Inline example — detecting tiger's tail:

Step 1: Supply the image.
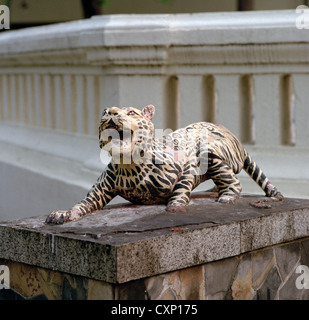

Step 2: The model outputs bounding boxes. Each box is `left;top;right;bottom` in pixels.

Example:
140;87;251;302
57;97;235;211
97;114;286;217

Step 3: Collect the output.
243;152;283;205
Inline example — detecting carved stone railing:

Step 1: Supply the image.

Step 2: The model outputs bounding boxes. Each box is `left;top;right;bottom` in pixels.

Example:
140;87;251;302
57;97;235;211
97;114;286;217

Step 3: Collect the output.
0;10;308;220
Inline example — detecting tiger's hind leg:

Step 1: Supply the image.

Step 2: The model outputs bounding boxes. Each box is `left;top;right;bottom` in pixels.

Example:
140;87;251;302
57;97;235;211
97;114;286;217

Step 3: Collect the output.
209;160;242;203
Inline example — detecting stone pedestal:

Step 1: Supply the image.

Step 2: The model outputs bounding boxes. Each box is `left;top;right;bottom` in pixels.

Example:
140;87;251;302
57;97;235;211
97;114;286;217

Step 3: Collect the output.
1;195;309;300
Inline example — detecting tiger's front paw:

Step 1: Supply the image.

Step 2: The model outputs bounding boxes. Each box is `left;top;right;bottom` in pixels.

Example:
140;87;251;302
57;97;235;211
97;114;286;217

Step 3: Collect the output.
217;194;238;204
45;208;82;225
45;210;72;224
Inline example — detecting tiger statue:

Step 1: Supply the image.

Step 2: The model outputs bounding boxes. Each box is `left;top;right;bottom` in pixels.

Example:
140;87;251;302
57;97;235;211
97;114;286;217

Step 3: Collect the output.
46;105;283;224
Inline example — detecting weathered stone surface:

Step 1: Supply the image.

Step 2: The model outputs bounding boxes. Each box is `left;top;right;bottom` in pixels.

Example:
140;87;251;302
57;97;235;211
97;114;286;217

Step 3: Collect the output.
144;265;204;300
204;256;239;300
232;255;253;300
300;239;309;267
300;286;309;300
256;267;281;300
87;279;114;300
278;263;302;300
1;196;309;284
3;260;43;298
160;288;177;300
62;275;87;300
274;243;300;281
240;211;297;252
144;276;165;300
179;266;204;300
36;268;63;300
2;234;309;300
116;279;148;300
252;248;275;290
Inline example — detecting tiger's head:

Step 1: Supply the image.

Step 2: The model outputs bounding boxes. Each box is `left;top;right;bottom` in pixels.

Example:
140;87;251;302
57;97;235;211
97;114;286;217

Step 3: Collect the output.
99;105;155;163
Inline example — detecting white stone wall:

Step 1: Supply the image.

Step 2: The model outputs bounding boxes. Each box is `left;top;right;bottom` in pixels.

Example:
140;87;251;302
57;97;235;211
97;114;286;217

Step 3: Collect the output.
0;10;308;220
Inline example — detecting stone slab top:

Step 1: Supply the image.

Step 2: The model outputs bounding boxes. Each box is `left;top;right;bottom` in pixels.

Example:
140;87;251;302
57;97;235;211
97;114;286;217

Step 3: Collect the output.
1;194;309;284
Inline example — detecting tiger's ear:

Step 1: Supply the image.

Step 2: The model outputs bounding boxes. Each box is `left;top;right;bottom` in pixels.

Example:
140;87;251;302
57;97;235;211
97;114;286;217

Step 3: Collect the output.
141;105;155;121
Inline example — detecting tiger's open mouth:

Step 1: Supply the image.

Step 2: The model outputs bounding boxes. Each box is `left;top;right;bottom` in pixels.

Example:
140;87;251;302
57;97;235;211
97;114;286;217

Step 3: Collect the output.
100;123;134;151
